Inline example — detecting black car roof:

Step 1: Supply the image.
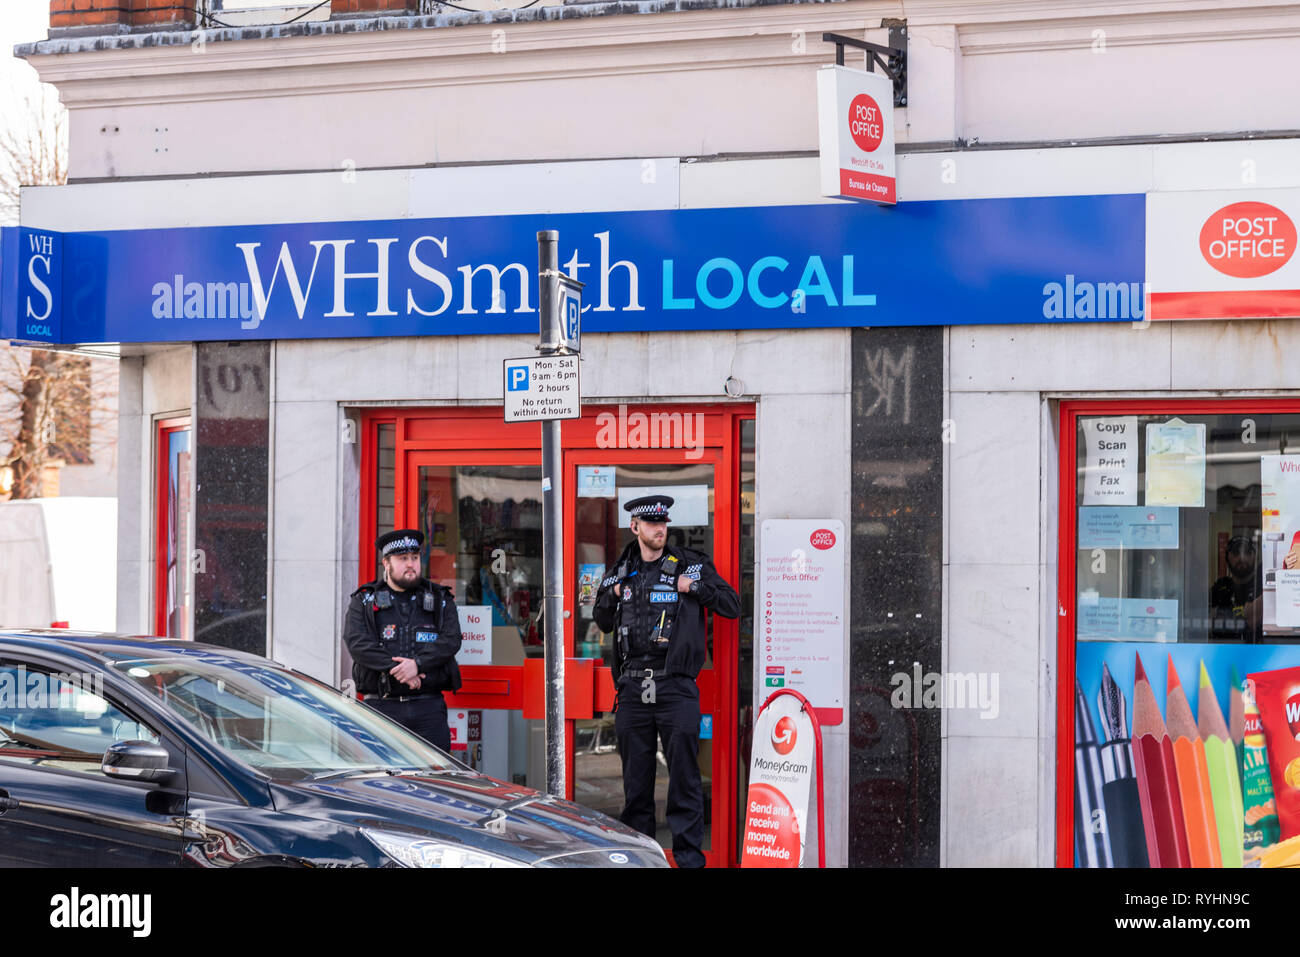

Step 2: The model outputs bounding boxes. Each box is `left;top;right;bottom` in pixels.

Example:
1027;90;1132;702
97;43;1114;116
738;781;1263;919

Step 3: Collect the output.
0;630;280;670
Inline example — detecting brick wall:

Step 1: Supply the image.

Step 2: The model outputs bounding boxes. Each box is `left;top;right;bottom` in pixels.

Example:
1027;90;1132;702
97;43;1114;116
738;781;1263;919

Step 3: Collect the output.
49;0;421;33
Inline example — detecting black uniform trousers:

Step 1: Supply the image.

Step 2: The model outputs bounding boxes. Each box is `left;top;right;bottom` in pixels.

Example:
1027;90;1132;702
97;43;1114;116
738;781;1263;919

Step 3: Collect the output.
366;694;451;753
615;673;705;868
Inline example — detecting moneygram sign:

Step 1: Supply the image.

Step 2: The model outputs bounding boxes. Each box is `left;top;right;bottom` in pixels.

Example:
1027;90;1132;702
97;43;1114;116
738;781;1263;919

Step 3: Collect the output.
1148;188;1300;320
742;692;820;868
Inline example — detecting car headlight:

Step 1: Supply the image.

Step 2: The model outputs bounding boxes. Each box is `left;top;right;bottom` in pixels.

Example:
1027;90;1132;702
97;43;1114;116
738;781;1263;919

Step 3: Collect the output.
361;829;526;868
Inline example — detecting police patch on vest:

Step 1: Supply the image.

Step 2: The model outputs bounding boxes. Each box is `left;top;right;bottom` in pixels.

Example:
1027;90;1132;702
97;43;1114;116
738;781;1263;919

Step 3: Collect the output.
660;574;676;584
416;631;439;643
649;591;678;603
622;586;632;602
382;624;396;641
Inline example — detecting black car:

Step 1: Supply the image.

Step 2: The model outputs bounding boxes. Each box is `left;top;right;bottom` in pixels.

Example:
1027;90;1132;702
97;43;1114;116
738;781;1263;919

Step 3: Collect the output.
0;630;666;868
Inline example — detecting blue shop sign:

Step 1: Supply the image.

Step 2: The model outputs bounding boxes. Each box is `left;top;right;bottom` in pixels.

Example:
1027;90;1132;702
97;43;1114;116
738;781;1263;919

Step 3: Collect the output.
2;227;62;344
1;195;1144;345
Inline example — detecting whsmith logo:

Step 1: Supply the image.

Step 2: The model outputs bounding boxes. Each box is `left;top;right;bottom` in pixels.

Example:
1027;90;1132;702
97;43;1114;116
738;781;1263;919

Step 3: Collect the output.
149;231;879;330
1042;275;1147;320
22;231;57;339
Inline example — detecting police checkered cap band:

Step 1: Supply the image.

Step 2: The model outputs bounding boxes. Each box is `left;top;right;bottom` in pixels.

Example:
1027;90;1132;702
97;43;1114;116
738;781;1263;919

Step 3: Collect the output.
630;502;669;518
382;536;421;556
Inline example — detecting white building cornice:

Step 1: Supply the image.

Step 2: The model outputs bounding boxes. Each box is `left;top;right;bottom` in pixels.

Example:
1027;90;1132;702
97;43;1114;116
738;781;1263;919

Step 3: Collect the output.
23;0;1300;110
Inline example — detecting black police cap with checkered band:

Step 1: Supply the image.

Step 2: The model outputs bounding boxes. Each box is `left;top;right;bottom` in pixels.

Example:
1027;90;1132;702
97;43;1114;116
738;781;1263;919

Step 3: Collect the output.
624;494;674;523
377;528;425;557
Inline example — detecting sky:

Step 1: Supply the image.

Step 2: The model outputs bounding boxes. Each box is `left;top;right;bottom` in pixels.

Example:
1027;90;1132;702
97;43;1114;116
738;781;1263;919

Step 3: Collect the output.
0;1;56;224
0;0;50;112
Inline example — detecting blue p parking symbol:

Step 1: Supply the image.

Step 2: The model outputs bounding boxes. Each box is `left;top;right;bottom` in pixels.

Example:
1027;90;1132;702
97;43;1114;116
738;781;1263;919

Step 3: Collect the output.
565;297;579;343
507;365;529;391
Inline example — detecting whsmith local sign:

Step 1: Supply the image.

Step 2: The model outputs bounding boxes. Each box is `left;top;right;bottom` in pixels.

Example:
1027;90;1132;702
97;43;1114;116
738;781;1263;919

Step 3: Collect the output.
817;64;897;204
0;197;1143;345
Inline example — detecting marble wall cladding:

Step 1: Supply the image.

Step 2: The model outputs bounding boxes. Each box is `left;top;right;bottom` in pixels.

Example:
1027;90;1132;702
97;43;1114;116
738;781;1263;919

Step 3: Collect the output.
193;341;270;656
849;326;944;867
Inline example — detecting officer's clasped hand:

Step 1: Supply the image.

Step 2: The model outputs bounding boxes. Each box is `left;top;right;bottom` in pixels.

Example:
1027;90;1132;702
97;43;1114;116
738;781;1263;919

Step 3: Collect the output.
389;656;421;689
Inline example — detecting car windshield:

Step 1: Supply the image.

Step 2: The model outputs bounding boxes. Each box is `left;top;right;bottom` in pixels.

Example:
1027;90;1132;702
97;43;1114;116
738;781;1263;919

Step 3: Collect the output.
108;649;460;779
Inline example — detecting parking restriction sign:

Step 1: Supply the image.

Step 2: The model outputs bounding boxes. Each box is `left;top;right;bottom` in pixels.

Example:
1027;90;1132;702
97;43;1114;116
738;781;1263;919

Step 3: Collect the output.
503;354;580;422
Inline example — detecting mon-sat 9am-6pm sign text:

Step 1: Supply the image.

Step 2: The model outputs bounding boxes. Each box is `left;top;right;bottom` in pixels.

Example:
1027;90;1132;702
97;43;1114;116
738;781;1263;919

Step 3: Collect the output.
0;197;1142;345
503;354;580;423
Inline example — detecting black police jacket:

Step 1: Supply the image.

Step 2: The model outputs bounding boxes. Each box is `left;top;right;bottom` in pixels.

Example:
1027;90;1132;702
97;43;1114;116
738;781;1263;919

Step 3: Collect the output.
593;541;741;683
344;577;463;696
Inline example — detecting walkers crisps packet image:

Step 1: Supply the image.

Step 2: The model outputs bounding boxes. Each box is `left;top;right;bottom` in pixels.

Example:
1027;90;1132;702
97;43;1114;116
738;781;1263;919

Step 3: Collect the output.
1247;666;1300;842
1240;671;1281;859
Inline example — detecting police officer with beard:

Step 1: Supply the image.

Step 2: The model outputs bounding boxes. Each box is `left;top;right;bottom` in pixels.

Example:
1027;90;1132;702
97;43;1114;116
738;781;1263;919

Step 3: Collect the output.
344;529;462;751
594;494;741;868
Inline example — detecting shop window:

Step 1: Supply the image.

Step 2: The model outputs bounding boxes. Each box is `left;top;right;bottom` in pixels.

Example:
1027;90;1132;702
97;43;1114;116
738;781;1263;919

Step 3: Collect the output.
1065;404;1300;868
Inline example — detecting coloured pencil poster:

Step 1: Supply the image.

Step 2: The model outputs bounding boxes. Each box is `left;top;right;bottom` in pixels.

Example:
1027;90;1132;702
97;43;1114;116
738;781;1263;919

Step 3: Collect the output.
1075;641;1300;867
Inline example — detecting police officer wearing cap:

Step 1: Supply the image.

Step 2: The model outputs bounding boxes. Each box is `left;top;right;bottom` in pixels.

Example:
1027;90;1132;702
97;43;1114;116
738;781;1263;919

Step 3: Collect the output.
594;494;741;868
343;529;462;751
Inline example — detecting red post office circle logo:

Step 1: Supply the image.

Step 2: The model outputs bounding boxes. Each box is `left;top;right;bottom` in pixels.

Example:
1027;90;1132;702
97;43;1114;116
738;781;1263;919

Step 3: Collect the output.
772;715;798;755
848;94;883;153
1199;201;1296;278
810;528;836;550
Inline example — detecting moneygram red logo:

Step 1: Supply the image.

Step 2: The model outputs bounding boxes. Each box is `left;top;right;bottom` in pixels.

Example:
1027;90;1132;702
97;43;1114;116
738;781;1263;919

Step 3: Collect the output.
1199;201;1296;278
772;716;797;755
810;528;836;550
847;94;883;153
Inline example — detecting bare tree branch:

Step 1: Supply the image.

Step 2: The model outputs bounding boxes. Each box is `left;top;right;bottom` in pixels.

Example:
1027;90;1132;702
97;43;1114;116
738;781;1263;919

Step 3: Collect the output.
0;83;106;500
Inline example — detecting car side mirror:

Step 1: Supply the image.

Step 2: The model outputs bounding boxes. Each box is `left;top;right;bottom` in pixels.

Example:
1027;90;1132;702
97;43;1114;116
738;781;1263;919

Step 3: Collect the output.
102;740;176;783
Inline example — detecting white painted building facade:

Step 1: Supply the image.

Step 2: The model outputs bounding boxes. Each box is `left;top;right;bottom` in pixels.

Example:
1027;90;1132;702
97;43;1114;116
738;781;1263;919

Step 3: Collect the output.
17;0;1300;866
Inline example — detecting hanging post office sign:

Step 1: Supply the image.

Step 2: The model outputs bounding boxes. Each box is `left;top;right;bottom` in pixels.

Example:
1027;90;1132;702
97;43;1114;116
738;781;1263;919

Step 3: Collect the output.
817;64;897;205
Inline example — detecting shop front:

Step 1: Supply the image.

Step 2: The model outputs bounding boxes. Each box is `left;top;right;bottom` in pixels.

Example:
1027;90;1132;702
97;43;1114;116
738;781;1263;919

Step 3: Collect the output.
3;149;1188;867
1058;187;1300;869
1062;400;1300;868
358;404;754;866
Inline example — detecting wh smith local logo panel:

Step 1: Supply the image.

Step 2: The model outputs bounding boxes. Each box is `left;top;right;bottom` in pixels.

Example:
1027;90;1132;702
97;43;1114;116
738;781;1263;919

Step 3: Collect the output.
1;196;1141;345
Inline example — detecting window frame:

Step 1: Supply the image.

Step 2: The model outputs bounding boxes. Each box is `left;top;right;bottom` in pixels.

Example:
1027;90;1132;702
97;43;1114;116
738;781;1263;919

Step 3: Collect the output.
1055;396;1300;867
154;416;193;639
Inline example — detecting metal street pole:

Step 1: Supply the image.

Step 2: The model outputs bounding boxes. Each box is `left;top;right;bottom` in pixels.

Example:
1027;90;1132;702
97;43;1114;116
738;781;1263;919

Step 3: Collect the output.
537;229;566;798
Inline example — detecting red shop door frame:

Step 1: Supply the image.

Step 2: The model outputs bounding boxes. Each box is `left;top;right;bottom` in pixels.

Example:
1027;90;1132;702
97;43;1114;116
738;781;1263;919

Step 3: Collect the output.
360;403;753;867
1054;397;1300;868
